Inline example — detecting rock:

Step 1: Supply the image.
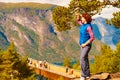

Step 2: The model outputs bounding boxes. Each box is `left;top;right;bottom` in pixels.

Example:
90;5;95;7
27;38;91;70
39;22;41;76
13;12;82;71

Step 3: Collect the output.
110;78;120;80
90;73;109;80
101;73;110;79
110;72;120;78
90;74;101;80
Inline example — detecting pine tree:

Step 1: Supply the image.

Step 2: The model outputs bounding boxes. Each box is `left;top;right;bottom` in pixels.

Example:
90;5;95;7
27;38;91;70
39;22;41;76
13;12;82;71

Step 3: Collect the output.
111;12;120;28
52;6;72;31
72;60;80;70
63;56;72;68
114;42;120;71
52;0;120;31
91;43;120;73
0;42;36;80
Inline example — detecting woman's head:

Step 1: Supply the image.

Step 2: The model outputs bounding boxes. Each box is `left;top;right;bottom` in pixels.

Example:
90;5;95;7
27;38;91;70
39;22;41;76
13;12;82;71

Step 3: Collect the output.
81;13;92;24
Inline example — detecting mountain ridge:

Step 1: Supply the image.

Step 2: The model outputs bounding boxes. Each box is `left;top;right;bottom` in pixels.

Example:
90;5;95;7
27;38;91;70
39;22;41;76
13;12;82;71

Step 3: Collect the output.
0;3;112;63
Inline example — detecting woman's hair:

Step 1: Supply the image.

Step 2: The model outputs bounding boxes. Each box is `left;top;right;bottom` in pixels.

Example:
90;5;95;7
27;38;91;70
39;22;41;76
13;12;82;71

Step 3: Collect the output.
82;13;92;23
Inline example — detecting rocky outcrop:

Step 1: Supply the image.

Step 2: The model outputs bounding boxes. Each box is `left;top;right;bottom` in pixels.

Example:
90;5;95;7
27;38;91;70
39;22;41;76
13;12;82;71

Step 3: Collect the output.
89;72;120;80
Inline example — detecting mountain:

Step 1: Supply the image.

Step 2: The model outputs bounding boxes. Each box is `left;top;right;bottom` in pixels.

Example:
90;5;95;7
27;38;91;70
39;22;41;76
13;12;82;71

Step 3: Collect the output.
92;5;120;49
0;3;108;63
0;31;9;50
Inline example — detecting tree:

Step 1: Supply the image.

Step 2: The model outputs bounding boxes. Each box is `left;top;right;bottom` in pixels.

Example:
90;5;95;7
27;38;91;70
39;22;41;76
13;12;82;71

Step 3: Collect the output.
52;0;101;31
72;60;80;70
114;42;120;71
63;56;72;68
68;0;101;15
52;0;120;31
91;43;120;73
52;6;72;31
0;42;36;80
111;12;120;28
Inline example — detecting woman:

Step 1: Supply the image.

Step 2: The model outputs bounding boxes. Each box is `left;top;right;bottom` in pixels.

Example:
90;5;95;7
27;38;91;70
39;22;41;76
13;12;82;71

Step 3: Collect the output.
77;13;94;80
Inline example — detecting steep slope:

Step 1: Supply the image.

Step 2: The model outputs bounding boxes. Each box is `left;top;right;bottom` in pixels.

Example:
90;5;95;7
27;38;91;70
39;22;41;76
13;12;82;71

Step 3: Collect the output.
0;3;103;63
0;31;9;50
92;5;120;49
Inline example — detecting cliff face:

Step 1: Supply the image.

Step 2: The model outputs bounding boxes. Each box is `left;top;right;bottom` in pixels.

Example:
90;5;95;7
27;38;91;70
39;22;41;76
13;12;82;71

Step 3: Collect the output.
0;3;103;63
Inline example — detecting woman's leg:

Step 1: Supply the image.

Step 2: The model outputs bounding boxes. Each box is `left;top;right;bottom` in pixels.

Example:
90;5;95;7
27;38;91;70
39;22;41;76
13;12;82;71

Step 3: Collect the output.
80;45;91;77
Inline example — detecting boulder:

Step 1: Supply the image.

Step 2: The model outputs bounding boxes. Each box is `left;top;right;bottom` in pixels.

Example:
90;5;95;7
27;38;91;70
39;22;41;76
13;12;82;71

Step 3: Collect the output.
90;73;109;80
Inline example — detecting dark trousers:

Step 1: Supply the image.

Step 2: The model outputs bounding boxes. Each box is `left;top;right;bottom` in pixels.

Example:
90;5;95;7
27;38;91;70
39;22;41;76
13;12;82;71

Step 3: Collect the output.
80;45;91;77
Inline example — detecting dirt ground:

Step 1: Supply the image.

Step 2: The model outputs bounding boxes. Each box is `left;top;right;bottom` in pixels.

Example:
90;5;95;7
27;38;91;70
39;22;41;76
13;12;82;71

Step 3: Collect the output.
109;72;120;79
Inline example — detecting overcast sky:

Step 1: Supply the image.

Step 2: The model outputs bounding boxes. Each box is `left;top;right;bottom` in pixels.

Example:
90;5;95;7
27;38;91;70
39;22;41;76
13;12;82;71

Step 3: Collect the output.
0;0;71;6
0;0;118;7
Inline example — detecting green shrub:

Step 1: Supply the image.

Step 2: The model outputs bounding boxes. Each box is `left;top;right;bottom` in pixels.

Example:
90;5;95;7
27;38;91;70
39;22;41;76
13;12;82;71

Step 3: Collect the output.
91;43;120;73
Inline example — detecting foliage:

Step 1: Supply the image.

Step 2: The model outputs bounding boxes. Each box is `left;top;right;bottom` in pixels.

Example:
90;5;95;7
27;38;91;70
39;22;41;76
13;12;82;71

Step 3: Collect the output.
106;19;112;25
91;43;120;73
57;76;64;80
52;6;72;31
0;42;36;80
112;0;120;7
68;0;101;14
52;0;120;31
72;61;81;70
52;0;101;31
63;56;72;68
111;12;120;28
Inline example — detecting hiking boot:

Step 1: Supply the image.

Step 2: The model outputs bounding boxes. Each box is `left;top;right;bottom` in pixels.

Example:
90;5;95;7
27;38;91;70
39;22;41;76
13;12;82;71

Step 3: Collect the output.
80;77;85;80
86;76;90;80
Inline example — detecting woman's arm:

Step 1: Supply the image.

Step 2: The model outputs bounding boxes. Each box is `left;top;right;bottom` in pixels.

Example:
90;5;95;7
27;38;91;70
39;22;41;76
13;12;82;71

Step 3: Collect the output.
77;20;83;25
76;13;83;25
87;26;94;42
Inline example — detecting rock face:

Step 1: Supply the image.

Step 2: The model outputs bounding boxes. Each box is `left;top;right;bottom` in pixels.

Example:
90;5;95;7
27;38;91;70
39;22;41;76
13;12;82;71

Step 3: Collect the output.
0;4;82;63
0;31;9;50
89;72;120;80
0;3;105;63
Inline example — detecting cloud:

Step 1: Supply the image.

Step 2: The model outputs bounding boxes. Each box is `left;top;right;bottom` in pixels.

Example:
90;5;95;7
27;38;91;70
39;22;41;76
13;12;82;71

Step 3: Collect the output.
0;0;71;6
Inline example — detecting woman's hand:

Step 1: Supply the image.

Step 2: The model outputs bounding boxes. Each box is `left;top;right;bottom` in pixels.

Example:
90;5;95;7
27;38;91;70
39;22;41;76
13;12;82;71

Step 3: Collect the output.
81;44;86;48
76;13;81;20
81;40;91;48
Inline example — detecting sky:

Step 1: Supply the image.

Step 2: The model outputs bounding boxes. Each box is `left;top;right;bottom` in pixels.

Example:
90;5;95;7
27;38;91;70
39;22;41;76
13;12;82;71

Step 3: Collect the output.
0;0;118;6
0;0;71;7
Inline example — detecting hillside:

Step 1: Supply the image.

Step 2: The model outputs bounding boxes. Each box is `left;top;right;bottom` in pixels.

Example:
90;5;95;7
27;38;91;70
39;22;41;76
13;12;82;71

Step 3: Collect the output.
92;5;120;49
0;3;104;63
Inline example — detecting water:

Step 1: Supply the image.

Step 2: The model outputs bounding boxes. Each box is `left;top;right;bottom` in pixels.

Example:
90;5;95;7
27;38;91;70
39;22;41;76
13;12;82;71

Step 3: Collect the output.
54;60;77;66
54;60;94;66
